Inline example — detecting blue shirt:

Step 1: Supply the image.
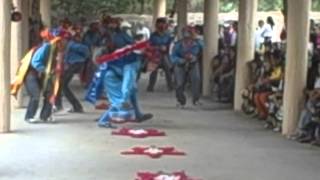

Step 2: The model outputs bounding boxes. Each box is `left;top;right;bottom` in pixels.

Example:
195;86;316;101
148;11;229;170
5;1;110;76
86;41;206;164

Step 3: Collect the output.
149;32;173;47
108;31;134;67
31;42;50;72
111;31;134;49
64;41;90;64
83;31;101;48
171;39;204;64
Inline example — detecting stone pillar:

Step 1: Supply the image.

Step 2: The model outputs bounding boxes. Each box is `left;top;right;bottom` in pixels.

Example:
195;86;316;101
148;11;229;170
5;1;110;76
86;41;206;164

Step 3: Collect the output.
176;0;188;38
11;0;29;108
152;0;166;29
202;0;219;96
233;0;258;111
22;0;30;50
0;0;12;133
40;0;51;27
282;0;311;136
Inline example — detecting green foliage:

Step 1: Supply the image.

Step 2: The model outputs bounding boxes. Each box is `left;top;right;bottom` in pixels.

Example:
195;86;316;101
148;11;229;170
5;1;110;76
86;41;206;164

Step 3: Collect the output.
220;0;238;12
312;0;320;12
51;0;320;21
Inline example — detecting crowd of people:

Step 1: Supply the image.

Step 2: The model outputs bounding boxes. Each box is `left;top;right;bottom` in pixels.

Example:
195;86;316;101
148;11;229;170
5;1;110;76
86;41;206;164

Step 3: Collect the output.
11;13;320;145
239;17;320;146
12;15;204;128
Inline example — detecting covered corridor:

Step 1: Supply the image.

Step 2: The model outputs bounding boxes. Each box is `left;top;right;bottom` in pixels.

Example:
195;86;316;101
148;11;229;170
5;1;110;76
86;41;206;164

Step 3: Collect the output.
1;79;320;179
1;0;320;179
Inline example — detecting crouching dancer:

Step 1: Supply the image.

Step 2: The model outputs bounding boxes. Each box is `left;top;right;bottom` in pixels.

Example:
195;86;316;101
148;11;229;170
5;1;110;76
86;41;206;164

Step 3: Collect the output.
97;21;153;128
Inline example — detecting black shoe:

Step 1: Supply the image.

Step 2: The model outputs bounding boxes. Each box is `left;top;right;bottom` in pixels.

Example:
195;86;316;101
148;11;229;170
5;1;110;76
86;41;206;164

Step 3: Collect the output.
193;100;202;106
311;140;320;147
147;87;154;92
177;103;186;109
298;135;314;143
68;108;84;113
294;133;308;141
136;113;153;123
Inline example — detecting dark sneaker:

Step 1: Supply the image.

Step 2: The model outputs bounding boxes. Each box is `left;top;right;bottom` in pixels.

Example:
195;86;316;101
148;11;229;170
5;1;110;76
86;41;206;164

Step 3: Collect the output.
193;101;203;107
311;140;320;147
136;113;153;123
67;108;84;113
43;117;56;124
176;103;186;109
147;87;154;92
298;135;314;143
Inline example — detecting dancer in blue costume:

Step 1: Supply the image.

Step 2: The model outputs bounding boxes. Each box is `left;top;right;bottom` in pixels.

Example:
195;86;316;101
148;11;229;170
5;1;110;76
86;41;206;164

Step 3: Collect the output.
97;19;153;128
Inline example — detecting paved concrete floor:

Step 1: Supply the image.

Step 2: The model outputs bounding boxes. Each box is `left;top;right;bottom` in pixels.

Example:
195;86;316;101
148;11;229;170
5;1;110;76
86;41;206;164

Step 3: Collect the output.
1;76;320;180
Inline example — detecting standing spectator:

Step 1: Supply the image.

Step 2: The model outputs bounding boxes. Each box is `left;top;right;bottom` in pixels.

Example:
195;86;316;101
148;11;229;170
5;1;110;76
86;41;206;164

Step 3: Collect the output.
262;16;275;44
147;18;174;92
136;22;150;40
255;20;265;50
316;26;320;50
171;26;203;108
229;21;238;48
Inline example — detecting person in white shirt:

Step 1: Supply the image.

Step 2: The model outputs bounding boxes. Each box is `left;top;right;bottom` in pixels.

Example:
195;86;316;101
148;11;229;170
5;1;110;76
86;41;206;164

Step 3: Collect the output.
230;22;238;48
136;22;150;40
261;16;275;44
255;20;265;50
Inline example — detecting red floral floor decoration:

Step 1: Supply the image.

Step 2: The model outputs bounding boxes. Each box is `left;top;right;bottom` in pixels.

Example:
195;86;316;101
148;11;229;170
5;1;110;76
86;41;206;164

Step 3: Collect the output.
112;128;166;138
135;171;201;180
121;146;186;159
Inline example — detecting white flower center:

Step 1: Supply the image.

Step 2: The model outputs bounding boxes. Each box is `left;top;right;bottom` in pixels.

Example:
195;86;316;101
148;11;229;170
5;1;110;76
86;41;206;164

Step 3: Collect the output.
128;129;148;135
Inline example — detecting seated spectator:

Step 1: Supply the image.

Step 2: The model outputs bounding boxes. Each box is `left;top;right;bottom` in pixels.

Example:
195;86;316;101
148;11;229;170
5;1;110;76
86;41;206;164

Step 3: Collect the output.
292;63;320;144
253;51;283;120
211;47;235;102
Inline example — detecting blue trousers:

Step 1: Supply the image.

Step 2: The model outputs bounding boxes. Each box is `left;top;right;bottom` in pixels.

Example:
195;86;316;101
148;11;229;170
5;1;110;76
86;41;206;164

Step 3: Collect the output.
98;63;143;125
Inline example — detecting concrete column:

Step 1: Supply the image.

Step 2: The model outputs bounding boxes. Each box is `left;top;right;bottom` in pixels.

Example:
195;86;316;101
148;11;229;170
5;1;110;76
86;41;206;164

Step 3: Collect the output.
0;0;12;133
22;0;30;50
202;0;219;96
11;0;29;108
152;0;166;29
177;0;188;38
40;0;51;27
153;0;166;19
282;0;311;136
233;0;258;111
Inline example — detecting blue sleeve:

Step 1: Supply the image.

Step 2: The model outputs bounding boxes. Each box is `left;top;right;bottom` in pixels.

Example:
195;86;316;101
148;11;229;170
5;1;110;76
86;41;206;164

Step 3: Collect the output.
198;39;204;50
149;34;157;45
123;32;134;45
170;42;184;64
70;43;90;59
31;43;50;72
190;40;203;57
166;34;174;46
